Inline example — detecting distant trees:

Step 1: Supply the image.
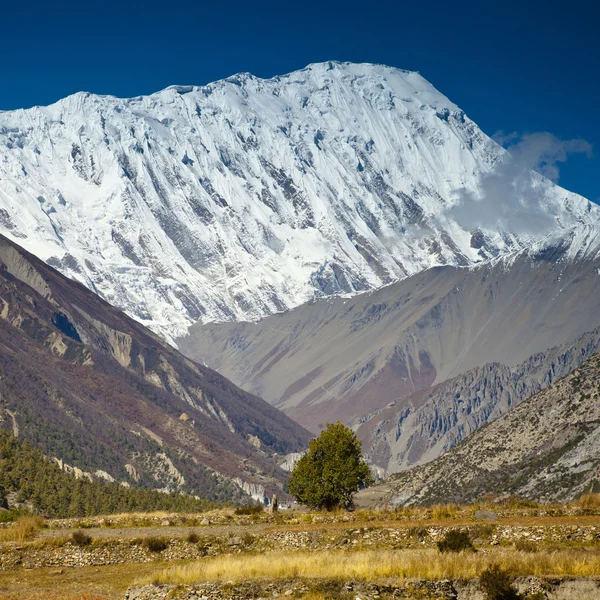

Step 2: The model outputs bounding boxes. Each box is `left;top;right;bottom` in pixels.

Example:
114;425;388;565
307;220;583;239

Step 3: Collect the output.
288;422;373;510
0;431;218;518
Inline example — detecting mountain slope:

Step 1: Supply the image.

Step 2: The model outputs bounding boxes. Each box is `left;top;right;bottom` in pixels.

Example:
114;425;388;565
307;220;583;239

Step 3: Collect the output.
180;237;600;432
0;62;596;342
0;234;311;501
358;348;600;506
357;325;600;474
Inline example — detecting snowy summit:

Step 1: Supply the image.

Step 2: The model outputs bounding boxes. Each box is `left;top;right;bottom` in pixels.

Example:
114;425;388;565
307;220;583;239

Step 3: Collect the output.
0;61;597;343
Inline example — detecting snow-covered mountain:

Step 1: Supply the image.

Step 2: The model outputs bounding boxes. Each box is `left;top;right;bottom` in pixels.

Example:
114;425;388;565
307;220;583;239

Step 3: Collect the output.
0;61;596;342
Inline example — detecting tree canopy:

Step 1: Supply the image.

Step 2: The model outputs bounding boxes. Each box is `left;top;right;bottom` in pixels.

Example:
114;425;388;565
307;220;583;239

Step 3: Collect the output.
288;422;373;510
0;431;219;517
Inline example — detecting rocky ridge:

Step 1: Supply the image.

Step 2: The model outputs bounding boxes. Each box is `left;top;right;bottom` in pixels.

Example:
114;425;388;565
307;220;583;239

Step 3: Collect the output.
364;349;600;506
357;325;600;474
181;242;600;438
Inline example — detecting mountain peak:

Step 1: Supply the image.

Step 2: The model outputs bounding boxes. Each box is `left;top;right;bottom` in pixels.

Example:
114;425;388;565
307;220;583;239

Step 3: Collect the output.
0;62;596;343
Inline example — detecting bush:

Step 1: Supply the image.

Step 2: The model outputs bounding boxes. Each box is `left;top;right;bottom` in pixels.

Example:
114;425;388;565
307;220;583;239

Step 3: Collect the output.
431;504;458;519
514;539;538;553
578;493;600;510
496;495;538;509
408;526;429;540
0;516;44;542
437;529;476;553
472;524;496;540
479;565;520;600
186;531;200;544
143;536;168;552
289;422;374;511
234;504;264;516
71;530;92;546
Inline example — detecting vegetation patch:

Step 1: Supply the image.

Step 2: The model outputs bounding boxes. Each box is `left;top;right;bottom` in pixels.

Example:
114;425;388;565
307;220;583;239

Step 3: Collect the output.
0;516;44;542
143;536;169;553
140;548;600;585
479;564;520;600
289;423;373;511
436;529;476;553
71;530;92;546
234;504;264;516
186;531;200;544
0;432;217;518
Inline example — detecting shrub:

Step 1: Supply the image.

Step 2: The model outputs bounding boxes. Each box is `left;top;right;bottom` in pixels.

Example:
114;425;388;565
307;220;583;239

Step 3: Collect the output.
394;505;416;518
71;530;92;546
431;504;458;519
234;504;264;516
143;536;168;552
472;524;496;540
0;508;30;524
479;565;520;600
436;529;476;553
514;539;538;553
0;516;44;542
408;527;429;540
496;495;538;509
187;531;200;544
196;534;215;555
578;493;600;510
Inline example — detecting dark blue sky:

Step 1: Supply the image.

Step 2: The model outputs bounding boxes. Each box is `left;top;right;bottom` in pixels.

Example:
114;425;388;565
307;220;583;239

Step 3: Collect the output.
1;0;598;200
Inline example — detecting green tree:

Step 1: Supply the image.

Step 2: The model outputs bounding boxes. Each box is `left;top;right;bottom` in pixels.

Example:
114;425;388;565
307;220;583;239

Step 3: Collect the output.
288;422;373;510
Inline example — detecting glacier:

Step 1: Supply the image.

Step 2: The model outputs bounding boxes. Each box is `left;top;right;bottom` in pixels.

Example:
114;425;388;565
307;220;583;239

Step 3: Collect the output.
0;61;596;343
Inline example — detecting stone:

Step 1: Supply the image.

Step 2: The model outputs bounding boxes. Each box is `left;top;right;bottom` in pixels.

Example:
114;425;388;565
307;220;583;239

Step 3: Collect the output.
474;510;498;521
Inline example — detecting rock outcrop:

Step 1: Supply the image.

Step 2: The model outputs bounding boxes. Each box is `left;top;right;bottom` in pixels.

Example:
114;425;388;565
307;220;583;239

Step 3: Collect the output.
363;349;600;505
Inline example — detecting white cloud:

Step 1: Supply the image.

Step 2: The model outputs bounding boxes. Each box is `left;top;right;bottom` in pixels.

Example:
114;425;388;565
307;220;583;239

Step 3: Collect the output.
450;132;593;235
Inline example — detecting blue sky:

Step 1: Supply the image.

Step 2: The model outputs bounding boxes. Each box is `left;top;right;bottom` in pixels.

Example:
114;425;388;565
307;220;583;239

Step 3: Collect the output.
1;0;597;201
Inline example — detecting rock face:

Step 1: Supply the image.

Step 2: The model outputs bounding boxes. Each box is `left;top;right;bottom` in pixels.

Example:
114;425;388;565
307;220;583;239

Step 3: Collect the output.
0;234;311;500
0;61;596;343
357;325;600;474
366;348;600;505
180;242;600;436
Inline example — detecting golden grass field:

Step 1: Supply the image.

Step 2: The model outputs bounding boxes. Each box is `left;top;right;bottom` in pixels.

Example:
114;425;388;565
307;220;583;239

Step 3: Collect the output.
142;547;600;586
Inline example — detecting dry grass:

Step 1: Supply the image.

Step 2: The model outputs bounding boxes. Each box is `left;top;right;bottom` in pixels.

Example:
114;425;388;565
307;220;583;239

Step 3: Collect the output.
578;493;600;510
0;561;177;600
430;504;459;520
0;516;45;542
142;547;600;585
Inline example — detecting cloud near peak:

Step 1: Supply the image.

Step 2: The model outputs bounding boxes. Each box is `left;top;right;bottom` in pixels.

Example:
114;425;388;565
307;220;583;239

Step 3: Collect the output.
450;132;593;235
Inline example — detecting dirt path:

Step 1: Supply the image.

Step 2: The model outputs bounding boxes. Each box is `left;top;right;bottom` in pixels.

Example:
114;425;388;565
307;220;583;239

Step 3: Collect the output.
37;523;269;540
